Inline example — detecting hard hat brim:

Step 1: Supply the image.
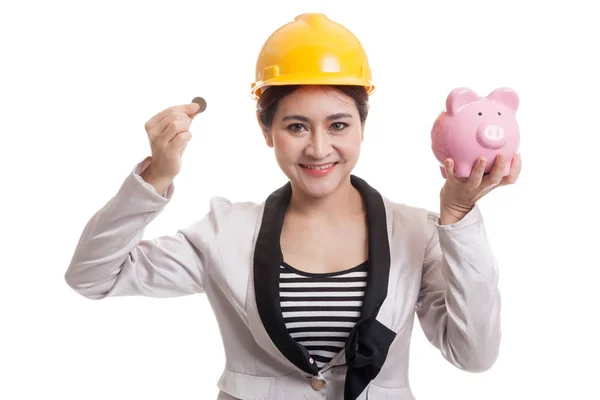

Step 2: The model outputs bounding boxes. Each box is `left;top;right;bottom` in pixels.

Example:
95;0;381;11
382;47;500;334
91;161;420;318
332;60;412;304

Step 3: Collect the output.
251;73;375;100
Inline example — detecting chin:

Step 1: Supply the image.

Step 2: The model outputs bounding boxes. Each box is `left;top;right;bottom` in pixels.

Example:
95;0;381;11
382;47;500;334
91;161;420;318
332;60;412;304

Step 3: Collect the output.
298;181;340;198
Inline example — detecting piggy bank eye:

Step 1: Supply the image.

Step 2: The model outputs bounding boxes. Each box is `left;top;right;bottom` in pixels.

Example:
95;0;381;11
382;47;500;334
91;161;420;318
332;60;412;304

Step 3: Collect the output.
478;112;483;116
498;112;502;115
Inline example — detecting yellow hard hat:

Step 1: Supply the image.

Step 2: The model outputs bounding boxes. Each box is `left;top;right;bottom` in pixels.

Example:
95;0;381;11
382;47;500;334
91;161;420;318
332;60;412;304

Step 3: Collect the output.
250;13;374;100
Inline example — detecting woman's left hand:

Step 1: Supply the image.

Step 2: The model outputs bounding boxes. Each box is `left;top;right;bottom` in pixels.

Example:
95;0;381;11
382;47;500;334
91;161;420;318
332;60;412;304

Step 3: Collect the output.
439;153;522;225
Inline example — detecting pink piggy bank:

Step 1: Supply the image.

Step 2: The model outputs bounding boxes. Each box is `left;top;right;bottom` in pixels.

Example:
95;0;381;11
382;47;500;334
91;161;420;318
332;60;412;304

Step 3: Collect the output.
431;87;520;178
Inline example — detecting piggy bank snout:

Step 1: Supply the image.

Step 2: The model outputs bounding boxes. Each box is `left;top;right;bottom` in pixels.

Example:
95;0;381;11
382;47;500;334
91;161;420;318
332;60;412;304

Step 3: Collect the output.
477;124;506;149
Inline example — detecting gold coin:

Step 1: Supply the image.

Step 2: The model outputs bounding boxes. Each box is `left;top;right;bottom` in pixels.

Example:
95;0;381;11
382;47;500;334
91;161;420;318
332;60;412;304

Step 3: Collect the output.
191;97;207;113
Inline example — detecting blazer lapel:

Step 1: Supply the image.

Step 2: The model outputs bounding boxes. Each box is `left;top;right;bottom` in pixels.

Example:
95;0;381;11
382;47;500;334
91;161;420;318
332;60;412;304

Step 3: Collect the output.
344;176;397;400
253;181;319;376
251;176;397;399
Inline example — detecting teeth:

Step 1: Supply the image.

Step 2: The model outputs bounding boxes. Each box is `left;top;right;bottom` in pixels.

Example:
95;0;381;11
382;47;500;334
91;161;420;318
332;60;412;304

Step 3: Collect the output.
303;163;335;170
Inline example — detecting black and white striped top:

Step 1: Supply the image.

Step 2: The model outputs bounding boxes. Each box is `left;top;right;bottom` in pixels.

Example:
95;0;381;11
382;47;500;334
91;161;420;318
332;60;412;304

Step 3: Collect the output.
279;261;368;369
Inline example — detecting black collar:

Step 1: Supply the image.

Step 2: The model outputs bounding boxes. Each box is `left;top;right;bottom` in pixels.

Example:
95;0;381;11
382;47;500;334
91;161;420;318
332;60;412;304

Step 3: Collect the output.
253;175;396;400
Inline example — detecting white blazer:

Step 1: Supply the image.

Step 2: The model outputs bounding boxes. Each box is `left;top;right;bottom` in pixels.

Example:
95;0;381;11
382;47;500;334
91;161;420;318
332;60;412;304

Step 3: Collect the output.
65;159;501;400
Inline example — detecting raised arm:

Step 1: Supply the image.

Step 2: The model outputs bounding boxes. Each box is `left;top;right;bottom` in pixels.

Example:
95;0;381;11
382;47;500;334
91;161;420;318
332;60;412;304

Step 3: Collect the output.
65;101;220;299
64;160;220;300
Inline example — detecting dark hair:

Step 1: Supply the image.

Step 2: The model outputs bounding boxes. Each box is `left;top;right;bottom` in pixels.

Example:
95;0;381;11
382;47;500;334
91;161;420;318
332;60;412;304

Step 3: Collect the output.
256;85;369;133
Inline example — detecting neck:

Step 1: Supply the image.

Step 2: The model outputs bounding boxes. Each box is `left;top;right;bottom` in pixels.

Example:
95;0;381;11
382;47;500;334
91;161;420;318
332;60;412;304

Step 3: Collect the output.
288;176;364;218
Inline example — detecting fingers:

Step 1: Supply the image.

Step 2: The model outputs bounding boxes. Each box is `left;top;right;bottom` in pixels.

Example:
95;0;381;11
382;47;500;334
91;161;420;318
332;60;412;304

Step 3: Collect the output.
443;158;456;180
500;153;521;185
145;103;201;144
145;103;200;140
158;115;193;143
486;154;506;186
467;157;486;188
145;113;183;142
171;130;192;154
443;153;520;207
146;103;200;129
446;155;509;190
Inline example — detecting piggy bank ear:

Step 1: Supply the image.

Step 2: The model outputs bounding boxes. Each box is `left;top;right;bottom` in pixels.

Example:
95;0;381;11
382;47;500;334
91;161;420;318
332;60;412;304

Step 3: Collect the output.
487;88;519;112
446;88;480;115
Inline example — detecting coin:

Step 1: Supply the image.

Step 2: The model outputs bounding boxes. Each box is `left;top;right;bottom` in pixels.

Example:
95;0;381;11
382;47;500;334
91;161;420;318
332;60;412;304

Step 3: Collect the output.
191;97;207;113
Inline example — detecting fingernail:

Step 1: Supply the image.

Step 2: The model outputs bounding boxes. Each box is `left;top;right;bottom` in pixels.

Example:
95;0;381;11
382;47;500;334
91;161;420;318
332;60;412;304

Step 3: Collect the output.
190;102;199;112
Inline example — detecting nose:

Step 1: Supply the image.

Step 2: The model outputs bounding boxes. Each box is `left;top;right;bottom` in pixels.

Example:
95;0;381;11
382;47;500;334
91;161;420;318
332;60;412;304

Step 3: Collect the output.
305;130;333;160
476;124;506;149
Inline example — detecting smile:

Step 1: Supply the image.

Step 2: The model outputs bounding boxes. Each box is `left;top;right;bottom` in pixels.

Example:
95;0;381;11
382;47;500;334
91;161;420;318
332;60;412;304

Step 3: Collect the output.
300;162;337;170
299;162;338;177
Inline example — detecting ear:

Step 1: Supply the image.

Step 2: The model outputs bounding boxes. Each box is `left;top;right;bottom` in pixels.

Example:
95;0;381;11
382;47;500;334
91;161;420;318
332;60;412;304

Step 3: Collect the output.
446;87;480;115
486;87;519;112
256;111;273;147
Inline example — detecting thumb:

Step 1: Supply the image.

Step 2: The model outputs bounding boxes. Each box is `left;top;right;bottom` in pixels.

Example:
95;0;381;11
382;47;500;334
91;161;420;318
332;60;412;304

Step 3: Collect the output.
188;97;207;119
186;102;200;115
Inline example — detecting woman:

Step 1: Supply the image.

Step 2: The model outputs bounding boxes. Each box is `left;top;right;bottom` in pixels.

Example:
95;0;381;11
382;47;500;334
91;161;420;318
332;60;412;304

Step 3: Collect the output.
65;13;520;400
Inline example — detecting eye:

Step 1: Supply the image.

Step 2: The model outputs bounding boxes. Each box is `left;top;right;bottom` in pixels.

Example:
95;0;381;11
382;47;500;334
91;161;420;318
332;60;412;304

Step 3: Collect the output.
498;111;502;115
331;122;348;131
287;123;307;133
478;112;483;116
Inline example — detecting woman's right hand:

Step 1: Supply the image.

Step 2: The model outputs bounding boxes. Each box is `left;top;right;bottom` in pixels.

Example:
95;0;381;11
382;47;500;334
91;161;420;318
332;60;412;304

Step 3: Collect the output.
140;102;201;192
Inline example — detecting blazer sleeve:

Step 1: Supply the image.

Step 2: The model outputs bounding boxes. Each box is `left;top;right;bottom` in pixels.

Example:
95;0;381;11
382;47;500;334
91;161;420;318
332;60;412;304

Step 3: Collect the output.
415;205;501;372
64;158;222;300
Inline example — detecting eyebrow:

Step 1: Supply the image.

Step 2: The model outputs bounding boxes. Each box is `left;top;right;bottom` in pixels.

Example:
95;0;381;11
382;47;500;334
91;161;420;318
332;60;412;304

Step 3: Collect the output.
282;113;353;122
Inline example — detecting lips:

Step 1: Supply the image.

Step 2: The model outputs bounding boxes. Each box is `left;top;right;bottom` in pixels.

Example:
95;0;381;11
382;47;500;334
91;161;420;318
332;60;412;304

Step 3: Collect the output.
299;162;338;177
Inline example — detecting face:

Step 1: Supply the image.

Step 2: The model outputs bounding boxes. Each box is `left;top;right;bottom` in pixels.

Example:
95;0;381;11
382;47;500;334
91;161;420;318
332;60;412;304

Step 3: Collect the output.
261;86;365;198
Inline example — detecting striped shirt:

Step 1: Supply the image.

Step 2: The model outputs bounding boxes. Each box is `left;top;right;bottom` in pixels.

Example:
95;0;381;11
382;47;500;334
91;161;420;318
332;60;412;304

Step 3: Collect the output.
279;261;368;369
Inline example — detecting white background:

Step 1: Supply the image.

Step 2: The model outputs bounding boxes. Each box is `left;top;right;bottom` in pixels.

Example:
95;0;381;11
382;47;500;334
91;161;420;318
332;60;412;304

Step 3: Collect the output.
1;0;599;399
